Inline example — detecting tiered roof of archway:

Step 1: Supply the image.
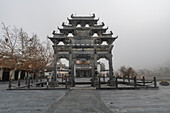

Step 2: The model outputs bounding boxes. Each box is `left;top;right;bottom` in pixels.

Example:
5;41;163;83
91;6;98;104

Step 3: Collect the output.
48;14;117;47
48;14;118;61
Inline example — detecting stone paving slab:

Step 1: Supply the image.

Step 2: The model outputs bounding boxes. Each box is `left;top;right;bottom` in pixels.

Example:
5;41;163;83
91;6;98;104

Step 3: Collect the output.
45;89;111;113
99;85;170;113
0;83;66;113
1;80;170;113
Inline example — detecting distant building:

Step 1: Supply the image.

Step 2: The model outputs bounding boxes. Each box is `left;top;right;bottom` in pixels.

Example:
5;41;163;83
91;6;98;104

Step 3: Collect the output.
45;60;68;78
0;56;26;81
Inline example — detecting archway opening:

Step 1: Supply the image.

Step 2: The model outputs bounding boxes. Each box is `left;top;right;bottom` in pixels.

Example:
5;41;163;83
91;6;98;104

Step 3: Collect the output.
58;58;69;78
97;58;109;77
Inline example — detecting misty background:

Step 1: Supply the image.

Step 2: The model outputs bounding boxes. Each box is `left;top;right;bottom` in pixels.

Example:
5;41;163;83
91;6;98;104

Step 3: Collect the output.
0;0;170;70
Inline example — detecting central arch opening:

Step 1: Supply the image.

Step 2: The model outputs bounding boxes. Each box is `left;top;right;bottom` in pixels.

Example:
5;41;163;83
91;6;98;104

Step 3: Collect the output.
75;59;92;78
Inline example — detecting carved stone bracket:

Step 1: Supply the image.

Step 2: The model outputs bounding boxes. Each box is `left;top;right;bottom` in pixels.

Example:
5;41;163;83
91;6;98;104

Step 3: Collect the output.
97;54;108;60
57;54;69;60
74;54;91;60
94;39;102;44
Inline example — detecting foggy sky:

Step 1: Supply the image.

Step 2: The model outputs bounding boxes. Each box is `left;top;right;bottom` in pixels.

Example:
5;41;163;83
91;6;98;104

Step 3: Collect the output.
0;0;170;70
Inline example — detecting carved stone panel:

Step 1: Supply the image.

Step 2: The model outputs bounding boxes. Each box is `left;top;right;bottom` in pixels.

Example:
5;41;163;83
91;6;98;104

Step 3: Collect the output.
58;54;69;60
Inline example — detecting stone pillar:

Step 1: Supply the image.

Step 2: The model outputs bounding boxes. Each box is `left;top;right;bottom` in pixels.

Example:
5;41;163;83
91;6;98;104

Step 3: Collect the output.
94;48;97;77
69;46;75;86
107;53;115;86
154;77;157;88
108;54;113;81
53;47;57;81
71;60;75;87
69;46;72;77
142;76;145;85
91;60;95;86
0;69;3;80
94;48;98;86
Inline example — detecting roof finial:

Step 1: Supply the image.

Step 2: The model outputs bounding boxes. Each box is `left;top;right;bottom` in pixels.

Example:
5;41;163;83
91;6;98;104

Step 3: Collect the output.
92;14;95;18
102;22;105;26
62;22;65;26
110;31;113;35
52;30;55;35
71;14;73;18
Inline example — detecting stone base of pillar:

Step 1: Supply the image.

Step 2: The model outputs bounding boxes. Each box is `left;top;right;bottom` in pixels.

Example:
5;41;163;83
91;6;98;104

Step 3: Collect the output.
107;78;116;86
92;78;99;87
95;80;100;88
49;81;59;87
67;80;71;85
71;81;75;87
91;82;94;87
66;80;75;87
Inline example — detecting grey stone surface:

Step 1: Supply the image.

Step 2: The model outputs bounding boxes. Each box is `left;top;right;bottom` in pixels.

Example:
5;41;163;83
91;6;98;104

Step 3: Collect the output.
1;80;170;113
0;82;66;113
99;84;170;113
45;89;110;113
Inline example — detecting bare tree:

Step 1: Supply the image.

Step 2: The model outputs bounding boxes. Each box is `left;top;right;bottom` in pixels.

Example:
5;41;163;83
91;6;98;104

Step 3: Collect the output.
119;66;137;79
0;23;54;80
0;23;20;70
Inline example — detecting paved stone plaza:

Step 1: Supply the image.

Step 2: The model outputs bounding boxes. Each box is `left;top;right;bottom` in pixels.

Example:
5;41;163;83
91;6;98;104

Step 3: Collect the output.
99;86;170;113
0;80;170;113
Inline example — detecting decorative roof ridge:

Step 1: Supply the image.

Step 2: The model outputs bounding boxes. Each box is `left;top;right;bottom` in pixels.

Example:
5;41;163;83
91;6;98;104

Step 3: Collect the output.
62;22;73;27
91;27;108;30
52;30;64;35
67;18;99;21
58;26;108;31
58;27;74;30
102;31;113;36
71;14;95;18
99;36;118;39
94;22;105;27
67;17;99;21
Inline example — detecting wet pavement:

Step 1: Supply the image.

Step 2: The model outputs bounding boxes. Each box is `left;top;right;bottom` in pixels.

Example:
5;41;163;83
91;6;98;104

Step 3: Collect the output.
99;86;170;113
0;82;66;113
45;89;110;113
0;79;170;113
